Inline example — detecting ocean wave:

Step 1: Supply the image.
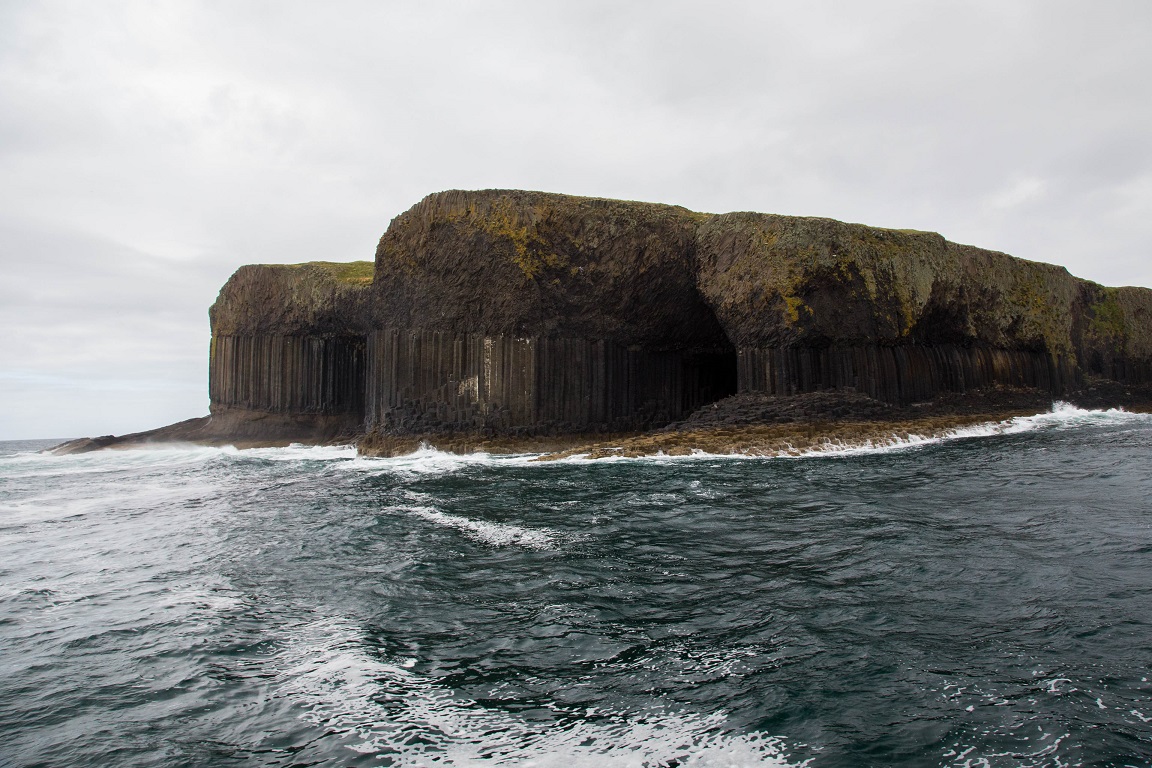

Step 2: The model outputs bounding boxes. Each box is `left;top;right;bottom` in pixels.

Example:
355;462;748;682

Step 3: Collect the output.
0;442;228;480
274;617;804;767
999;400;1152;432
349;445;539;476
395;504;560;550
231;443;360;461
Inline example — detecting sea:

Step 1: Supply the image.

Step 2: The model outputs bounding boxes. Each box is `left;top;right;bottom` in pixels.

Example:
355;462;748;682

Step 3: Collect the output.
1;404;1151;767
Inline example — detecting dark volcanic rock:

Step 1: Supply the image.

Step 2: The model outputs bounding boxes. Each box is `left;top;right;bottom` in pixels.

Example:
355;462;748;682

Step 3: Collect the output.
372;189;722;348
664;391;900;430
60;189;1152;453
50;417;212;454
695;214;1082;349
695;214;1092;402
206;261;374;440
210;261;375;337
365;190;737;434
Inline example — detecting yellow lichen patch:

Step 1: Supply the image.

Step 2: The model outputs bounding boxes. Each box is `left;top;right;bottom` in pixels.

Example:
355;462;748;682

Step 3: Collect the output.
783;294;805;323
478;198;569;280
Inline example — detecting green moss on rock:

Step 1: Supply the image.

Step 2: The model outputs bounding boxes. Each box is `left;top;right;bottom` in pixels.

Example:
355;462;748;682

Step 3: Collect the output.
297;261;374;284
210;261;375;336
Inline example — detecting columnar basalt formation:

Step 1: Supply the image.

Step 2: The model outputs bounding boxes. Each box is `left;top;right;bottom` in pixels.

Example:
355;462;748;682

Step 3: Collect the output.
198;189;1152;447
207;261;374;441
365;190;735;434
693;214;1089;402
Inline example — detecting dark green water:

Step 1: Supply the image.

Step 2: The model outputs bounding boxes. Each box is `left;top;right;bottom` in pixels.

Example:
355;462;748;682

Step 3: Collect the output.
2;406;1151;767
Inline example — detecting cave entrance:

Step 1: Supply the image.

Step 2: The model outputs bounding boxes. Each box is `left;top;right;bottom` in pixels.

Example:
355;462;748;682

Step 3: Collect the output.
680;344;738;416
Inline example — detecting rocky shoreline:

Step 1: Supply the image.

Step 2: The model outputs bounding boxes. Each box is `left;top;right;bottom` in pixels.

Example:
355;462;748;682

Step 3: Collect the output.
49;378;1152;459
352;379;1150;459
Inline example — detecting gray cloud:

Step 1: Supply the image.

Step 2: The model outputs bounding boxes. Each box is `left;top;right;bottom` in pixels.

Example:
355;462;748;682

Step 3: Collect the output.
1;0;1150;438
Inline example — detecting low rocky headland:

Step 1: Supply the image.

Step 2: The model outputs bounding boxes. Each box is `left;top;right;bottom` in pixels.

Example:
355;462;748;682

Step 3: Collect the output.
52;189;1152;458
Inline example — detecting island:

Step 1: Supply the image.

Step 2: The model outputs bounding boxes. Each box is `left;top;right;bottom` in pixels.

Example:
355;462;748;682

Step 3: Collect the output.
54;189;1152;457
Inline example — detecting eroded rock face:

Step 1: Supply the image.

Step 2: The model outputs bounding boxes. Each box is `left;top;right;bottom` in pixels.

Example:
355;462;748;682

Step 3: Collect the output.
1074;284;1152;383
372;189;725;348
690;211;1152;401
210;261;374;337
208;262;374;435
694;214;1083;350
200;190;1152;443
693;213;1093;401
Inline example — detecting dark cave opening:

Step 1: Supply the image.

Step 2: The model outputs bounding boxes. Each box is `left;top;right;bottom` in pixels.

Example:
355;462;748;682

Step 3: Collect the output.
681;346;739;415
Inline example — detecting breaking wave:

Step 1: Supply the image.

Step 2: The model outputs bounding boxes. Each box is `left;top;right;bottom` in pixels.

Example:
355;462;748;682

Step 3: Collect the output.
401;505;561;550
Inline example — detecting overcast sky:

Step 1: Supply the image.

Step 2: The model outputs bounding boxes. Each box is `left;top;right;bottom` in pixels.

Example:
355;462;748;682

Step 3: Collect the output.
2;0;1150;439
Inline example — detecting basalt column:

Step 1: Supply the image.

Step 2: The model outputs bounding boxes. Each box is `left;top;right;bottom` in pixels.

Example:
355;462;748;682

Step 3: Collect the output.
210;334;365;415
196;189;1152;447
735;345;1075;402
365;330;737;434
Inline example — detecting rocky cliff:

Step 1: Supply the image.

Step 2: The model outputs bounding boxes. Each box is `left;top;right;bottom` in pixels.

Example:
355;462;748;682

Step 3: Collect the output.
357;191;1152;433
207;261;374;442
695;212;1152;402
366;190;734;434
53;189;1152;454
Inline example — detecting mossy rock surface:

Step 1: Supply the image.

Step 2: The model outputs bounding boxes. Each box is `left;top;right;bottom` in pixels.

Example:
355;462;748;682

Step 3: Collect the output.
300;261;374;284
694;212;1084;352
372;189;728;352
369;190;1151;374
210;261;375;336
208;189;1152;404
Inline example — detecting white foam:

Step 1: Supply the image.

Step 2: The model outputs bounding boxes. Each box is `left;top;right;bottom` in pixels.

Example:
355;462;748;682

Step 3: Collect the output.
399;505;559;550
0;442;228;481
274;617;804;767
945;731;1071;768
999;400;1152;432
234;443;359;461
558;402;1152;463
327;444;549;478
16;402;1146;476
